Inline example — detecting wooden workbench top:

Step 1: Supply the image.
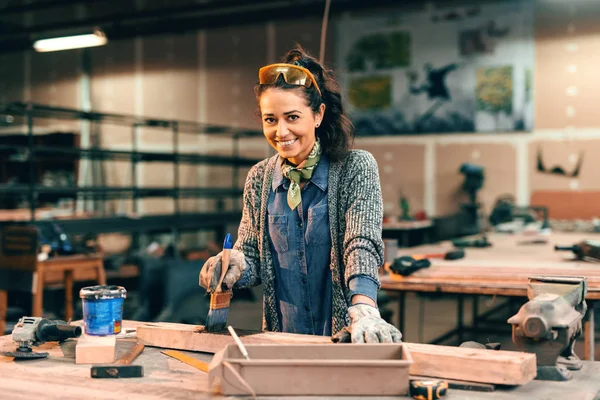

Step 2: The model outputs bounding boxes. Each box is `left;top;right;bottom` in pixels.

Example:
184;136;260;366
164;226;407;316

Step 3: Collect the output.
396;232;600;263
1;321;600;399
381;232;600;299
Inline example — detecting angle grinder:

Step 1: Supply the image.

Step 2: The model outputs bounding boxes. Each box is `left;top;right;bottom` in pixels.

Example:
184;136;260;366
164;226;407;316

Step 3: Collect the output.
1;316;82;359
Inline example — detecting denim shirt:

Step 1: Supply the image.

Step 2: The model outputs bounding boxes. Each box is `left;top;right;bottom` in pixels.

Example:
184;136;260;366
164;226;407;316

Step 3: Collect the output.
237;154;378;336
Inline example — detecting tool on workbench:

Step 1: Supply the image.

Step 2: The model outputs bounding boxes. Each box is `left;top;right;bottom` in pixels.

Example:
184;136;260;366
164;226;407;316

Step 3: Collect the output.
205;233;233;332
162;349;210;372
459;162;485;236
90;343;145;378
1;317;82;359
451;235;491;248
389;256;431;276
507;275;587;381
459;341;501;351
228;325;250;360
517;238;549;245
489;195;550;232
555;240;600;262
409;379;448;400
411;249;465;261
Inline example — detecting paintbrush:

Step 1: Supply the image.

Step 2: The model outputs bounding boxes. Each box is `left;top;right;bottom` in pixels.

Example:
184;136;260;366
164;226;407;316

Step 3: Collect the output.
205;233;233;333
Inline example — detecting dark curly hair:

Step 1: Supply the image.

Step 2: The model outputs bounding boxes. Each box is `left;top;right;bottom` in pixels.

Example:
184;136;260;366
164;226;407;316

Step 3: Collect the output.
255;46;355;162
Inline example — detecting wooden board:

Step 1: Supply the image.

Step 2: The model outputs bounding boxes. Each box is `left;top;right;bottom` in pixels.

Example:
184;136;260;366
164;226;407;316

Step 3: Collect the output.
75;333;116;364
135;322;536;386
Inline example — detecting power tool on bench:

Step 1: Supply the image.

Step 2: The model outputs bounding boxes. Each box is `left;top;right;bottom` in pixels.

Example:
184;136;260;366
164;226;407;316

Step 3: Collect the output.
1;316;82;359
507;276;587;381
451;235;492;248
555;240;600;262
389;256;431;276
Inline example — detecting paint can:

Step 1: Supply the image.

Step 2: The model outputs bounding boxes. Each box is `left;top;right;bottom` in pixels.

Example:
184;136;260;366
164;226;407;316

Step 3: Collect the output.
80;285;127;336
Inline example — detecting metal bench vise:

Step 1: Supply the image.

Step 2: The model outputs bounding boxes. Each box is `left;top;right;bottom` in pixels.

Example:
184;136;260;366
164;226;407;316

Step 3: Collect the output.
508;275;587;381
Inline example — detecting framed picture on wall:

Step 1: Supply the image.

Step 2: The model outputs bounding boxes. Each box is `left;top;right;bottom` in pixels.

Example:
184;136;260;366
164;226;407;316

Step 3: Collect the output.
336;0;535;135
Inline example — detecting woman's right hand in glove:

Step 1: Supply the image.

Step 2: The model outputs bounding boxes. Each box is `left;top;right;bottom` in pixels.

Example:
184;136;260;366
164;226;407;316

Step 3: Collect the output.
199;249;246;293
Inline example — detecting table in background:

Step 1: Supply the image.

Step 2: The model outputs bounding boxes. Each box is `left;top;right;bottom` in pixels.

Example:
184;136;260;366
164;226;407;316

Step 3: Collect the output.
0;254;106;335
383;219;434;248
380;232;600;360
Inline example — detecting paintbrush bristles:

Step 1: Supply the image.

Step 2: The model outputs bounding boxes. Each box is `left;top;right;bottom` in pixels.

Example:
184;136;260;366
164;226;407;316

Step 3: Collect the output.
205;309;229;332
206;235;232;333
206;273;232;332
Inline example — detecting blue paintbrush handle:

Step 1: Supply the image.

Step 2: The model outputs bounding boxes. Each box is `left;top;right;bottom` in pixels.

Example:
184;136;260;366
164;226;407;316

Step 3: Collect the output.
223;233;233;250
216;233;232;292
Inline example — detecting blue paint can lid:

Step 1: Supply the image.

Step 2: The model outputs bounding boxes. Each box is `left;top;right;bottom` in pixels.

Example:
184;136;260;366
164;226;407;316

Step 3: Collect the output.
80;285;127;300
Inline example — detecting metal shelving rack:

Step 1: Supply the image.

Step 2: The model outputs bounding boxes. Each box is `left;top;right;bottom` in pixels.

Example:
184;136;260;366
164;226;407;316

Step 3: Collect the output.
0;102;263;242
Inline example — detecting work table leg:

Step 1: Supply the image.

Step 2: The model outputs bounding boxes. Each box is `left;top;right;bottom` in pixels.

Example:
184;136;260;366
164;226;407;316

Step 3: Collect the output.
33;270;44;317
96;261;107;285
584;301;595;361
457;295;464;344
64;270;73;322
398;292;406;339
0;290;6;335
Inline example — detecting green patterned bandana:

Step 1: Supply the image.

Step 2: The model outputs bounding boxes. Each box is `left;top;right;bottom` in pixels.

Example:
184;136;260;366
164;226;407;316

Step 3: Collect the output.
281;139;322;210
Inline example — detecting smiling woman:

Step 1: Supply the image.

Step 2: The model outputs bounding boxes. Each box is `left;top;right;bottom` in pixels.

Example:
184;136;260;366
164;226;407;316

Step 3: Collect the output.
199;46;402;344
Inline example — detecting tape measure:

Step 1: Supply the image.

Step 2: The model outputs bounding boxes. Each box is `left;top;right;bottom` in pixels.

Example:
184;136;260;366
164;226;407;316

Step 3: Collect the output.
410;379;448;400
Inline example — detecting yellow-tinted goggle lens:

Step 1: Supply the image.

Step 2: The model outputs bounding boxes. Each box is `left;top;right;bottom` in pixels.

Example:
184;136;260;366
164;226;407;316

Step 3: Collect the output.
259;66;308;86
258;64;322;96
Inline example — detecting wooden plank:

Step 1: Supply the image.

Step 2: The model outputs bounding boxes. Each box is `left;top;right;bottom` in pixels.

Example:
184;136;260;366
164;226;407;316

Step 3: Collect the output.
136;322;536;386
406;342;534;386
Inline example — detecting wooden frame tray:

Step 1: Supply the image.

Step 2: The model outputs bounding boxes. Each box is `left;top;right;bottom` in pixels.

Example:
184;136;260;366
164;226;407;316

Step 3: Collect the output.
208;343;413;396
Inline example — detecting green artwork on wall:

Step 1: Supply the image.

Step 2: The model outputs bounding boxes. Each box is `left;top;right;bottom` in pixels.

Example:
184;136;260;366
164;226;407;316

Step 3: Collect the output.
345;31;411;72
348;76;392;110
476;65;513;116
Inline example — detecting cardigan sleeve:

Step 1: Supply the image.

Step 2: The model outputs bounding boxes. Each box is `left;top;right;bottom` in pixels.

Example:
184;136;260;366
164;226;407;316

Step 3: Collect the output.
341;150;384;289
232;163;263;288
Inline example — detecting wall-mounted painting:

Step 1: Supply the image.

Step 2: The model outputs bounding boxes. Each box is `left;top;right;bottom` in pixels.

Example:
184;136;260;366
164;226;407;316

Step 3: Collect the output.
336;1;535;135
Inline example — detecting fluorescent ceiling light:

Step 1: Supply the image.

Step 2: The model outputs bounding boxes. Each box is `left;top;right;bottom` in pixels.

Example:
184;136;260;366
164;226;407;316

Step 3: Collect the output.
33;30;107;52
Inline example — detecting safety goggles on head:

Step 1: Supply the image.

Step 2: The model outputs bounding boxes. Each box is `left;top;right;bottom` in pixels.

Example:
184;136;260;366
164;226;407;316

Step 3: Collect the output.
258;63;322;97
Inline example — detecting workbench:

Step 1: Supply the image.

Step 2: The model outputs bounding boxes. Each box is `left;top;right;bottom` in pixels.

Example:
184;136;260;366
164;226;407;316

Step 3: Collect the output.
383;219;434;247
1;322;600;400
380;232;600;359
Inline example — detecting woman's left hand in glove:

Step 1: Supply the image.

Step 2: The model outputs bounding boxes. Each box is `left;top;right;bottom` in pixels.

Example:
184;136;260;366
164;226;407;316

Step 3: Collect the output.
347;303;403;343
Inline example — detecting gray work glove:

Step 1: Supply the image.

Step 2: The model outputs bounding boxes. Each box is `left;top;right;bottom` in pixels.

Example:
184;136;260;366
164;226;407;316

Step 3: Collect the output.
347;304;403;343
199;249;246;293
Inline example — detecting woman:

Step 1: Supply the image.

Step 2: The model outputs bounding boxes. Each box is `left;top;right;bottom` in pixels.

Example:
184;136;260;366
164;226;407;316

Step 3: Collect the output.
200;47;401;343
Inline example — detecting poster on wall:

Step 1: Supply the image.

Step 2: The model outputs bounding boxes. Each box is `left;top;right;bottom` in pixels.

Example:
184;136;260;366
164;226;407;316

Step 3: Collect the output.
336;1;535;135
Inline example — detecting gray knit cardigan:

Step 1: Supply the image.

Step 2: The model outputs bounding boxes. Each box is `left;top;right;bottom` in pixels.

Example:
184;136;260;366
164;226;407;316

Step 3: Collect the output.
233;149;384;335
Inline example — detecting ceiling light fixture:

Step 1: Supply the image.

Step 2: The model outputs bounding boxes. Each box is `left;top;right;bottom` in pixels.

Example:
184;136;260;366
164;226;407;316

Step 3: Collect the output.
33;29;108;53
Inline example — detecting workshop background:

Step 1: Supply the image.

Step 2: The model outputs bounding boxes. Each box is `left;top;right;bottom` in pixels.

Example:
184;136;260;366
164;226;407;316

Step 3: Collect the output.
0;0;599;355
